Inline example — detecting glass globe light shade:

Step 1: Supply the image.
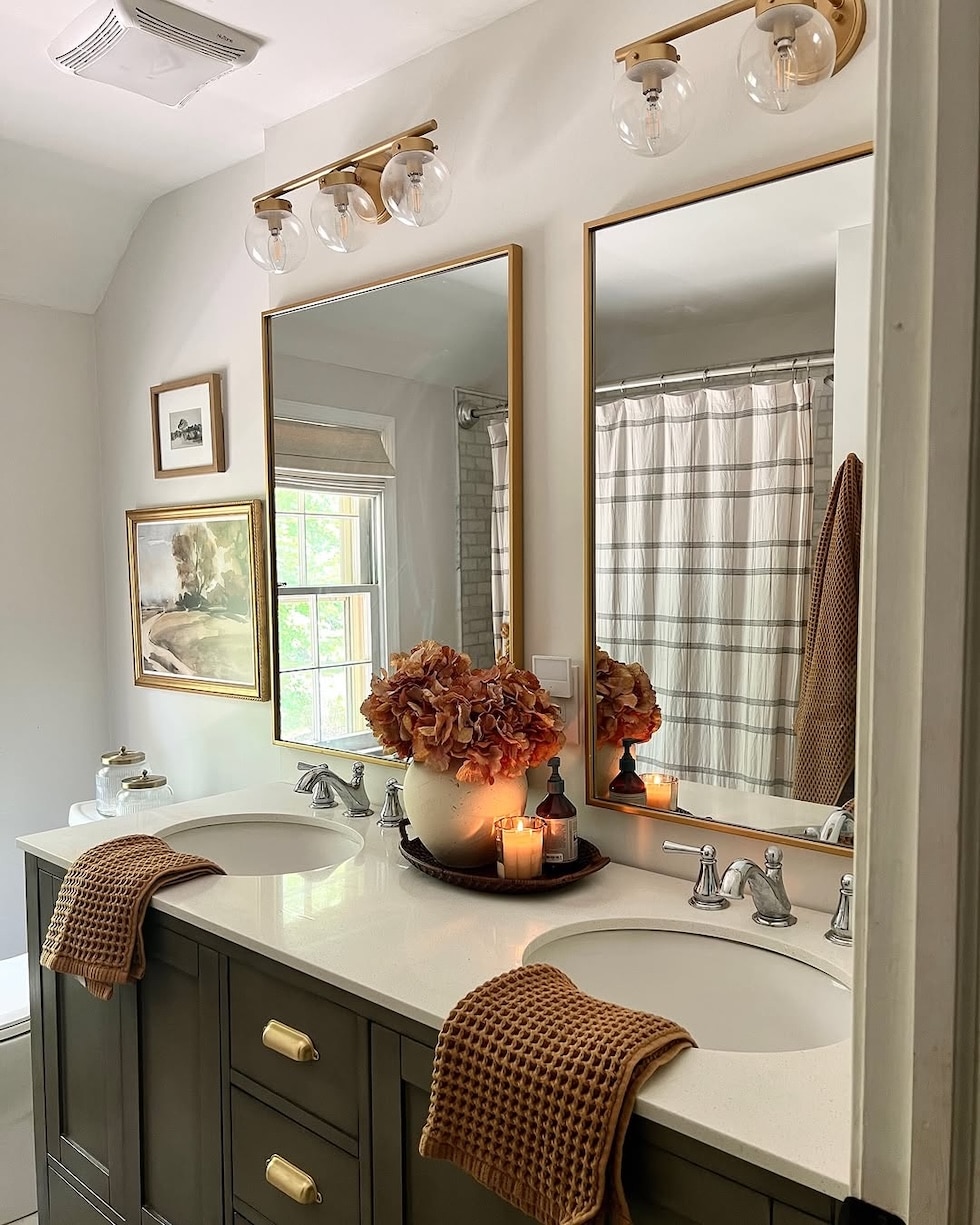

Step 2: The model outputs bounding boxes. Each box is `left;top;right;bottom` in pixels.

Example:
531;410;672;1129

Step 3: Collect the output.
311;176;377;253
611;59;696;157
737;2;837;114
380;145;452;228
244;200;308;273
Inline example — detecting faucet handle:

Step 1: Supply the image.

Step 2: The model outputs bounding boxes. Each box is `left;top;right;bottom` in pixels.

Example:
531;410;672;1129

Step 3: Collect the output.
825;873;854;945
662;841;729;911
378;779;406;828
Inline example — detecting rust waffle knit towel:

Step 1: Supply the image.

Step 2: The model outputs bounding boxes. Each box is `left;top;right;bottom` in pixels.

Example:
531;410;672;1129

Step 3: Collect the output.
793;452;864;805
419;963;695;1225
41;834;224;1000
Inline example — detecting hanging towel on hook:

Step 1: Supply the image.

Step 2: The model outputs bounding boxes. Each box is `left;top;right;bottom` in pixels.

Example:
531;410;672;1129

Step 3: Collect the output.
793;452;863;805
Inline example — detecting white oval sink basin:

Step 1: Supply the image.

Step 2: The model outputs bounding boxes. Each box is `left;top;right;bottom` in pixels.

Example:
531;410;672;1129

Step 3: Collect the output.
157;812;364;876
523;923;850;1053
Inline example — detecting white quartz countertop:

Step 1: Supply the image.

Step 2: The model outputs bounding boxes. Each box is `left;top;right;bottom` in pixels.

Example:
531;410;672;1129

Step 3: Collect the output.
18;783;852;1201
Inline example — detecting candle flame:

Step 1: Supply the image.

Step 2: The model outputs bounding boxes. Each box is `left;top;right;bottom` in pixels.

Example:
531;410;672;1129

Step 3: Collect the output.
517;819;524;833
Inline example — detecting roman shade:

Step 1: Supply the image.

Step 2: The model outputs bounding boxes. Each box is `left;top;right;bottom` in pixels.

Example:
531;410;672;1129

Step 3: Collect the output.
273;417;395;478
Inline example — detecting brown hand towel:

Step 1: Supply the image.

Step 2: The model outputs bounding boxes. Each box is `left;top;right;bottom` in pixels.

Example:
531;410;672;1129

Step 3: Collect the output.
793;452;864;805
41;834;224;1000
419;963;694;1225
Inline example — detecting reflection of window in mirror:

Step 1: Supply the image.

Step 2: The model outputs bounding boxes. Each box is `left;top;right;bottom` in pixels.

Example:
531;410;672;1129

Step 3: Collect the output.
272;403;396;750
274;482;386;745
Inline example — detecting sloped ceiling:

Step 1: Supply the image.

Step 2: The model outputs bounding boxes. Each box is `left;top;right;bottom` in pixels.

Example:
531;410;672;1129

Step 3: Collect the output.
0;0;541;314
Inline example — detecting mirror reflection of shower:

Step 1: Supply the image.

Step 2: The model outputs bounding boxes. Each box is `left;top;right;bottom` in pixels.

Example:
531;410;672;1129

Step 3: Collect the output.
455;388;509;668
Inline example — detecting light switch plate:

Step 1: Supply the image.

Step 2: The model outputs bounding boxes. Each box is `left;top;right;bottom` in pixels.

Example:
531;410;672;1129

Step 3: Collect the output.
531;654;573;699
531;656;580;746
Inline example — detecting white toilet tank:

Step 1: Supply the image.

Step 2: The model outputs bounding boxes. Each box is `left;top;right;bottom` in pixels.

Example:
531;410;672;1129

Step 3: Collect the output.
0;954;36;1224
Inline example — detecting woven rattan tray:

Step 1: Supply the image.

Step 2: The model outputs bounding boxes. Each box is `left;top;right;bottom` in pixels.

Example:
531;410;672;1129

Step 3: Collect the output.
397;820;610;893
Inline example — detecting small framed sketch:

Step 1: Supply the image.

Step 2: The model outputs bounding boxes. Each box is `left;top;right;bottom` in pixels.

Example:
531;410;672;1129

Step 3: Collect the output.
150;372;226;478
127;500;270;701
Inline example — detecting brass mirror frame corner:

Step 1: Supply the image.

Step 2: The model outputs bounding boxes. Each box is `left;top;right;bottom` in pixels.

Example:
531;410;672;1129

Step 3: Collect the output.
582;145;873;856
262;243;525;765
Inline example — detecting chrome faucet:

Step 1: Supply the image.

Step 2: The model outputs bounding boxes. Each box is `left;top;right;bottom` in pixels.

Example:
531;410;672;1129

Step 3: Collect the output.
818;804;855;846
295;761;373;818
719;846;796;927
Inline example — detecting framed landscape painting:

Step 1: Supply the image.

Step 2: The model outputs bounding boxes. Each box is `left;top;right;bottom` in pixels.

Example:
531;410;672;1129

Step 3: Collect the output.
127;500;270;700
150;372;226;478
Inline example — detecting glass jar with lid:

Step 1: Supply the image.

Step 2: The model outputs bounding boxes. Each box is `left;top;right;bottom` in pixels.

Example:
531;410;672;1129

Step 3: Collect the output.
115;771;175;817
96;746;147;816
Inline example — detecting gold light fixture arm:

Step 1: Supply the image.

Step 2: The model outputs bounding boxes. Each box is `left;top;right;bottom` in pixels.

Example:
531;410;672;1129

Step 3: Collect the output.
616;0;754;59
252;119;438;205
615;0;866;75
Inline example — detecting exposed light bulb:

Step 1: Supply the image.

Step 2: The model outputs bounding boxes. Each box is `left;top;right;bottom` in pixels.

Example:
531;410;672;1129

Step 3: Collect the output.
244;198;308;273
611;44;696;157
643;86;665;146
311;173;377;253
380;139;452;228
737;2;836;114
268;227;287;273
407;164;426;222
773;36;798;99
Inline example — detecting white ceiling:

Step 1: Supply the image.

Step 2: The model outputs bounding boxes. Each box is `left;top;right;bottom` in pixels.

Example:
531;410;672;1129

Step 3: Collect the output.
594;155;875;328
271;255;510;391
0;0;539;313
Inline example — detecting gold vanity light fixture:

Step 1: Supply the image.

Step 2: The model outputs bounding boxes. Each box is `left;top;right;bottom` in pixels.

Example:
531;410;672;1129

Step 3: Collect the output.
244;120;453;272
612;0;867;157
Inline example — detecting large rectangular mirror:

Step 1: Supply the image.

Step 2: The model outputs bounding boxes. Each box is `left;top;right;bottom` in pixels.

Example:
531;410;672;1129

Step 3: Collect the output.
585;147;872;852
264;245;522;760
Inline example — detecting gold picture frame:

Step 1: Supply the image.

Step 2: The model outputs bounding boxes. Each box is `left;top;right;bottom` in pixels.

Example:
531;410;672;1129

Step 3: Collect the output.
127;500;270;701
150;372;226;478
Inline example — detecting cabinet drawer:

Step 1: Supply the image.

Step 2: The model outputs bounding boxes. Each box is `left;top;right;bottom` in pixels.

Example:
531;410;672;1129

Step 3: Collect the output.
230;959;362;1138
232;1087;360;1225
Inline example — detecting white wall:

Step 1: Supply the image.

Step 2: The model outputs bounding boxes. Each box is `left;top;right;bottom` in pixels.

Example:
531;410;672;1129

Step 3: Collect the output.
94;156;281;802
834;224;874;466
0;300;108;958
94;0;878;910
596;302;836;385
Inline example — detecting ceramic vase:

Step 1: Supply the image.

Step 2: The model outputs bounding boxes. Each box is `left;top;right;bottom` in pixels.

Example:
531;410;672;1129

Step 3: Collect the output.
593;741;621;798
402;761;528;868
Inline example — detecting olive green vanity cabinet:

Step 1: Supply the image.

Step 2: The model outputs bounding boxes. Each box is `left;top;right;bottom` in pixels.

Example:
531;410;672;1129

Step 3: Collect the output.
28;861;223;1225
26;854;842;1225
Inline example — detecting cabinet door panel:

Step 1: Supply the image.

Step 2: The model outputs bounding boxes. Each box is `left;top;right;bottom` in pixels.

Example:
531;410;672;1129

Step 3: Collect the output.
48;1170;117;1224
137;921;222;1225
38;870;130;1216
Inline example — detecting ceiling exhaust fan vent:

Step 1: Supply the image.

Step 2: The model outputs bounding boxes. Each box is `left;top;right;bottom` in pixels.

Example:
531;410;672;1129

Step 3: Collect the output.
133;8;252;62
54;11;124;71
48;0;261;107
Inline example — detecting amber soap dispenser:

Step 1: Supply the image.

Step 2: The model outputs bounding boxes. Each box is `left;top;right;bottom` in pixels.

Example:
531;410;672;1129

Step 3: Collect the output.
536;757;579;866
608;738;646;797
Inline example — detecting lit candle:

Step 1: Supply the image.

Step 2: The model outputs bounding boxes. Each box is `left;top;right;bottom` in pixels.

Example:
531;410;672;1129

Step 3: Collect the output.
642;773;679;811
495;816;545;880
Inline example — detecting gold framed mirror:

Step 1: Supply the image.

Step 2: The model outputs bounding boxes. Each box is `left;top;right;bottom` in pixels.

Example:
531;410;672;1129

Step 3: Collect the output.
264;244;523;763
584;146;873;854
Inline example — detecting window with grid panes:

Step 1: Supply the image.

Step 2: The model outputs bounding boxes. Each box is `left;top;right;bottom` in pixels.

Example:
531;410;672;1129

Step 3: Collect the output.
274;482;385;744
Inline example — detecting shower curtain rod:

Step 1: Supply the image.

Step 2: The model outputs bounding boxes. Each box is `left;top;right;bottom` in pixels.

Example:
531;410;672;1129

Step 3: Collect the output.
595;348;835;397
454;387;509;428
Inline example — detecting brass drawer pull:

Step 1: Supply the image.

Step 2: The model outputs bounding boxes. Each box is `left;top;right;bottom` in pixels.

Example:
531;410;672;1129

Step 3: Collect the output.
263;1019;319;1062
265;1153;322;1205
